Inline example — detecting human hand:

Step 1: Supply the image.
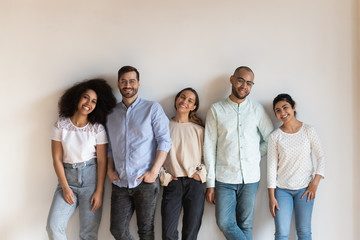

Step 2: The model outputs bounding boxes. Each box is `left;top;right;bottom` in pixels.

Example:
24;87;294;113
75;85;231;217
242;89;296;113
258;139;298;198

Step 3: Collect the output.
301;180;319;202
189;173;201;182
90;190;103;211
62;186;75;205
137;170;158;183
206;188;215;205
107;169;120;183
169;176;178;183
269;197;279;217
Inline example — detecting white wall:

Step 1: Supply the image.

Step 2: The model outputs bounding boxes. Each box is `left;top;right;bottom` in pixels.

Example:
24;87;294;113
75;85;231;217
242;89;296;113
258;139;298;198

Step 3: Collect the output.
353;0;360;238
0;0;357;239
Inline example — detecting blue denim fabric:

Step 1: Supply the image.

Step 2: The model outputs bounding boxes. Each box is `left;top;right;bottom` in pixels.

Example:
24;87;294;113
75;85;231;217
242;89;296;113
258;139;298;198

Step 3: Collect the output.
110;179;160;240
161;177;205;240
215;181;259;240
274;187;314;240
46;159;102;240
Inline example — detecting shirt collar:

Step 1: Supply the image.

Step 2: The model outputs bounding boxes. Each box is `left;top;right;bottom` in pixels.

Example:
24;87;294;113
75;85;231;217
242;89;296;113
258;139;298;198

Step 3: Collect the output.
226;96;248;107
121;97;141;110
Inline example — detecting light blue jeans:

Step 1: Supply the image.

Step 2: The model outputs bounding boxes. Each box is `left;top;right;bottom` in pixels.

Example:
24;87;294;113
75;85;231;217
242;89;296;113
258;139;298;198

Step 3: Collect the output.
274;187;314;240
215;181;259;240
46;159;102;240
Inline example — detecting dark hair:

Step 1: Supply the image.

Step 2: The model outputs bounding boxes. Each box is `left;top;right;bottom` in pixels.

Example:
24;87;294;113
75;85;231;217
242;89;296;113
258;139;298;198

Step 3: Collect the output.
58;79;117;125
118;66;140;81
174;87;203;127
273;93;296;115
233;66;254;77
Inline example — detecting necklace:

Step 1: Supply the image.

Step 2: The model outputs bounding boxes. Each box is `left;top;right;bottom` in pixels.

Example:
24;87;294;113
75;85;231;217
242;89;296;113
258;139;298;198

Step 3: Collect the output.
70;116;88;128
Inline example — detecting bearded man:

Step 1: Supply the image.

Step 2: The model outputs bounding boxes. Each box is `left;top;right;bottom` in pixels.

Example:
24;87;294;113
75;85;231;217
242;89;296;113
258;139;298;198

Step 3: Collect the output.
204;66;274;240
106;65;171;240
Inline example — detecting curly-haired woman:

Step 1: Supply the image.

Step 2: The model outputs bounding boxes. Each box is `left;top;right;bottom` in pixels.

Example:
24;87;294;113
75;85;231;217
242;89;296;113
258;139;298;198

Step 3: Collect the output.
46;79;116;240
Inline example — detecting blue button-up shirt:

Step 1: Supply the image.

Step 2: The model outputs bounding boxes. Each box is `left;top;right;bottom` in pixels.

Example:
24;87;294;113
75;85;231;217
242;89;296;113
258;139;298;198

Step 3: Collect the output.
106;97;172;188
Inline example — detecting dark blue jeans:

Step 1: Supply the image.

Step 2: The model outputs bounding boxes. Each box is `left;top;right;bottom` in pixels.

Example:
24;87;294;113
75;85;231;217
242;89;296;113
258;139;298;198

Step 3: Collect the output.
110;179;160;240
161;177;205;240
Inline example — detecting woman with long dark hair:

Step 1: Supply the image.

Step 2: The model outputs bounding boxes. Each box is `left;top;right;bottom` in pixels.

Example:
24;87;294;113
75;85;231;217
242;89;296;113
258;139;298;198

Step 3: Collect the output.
160;87;206;240
46;79;116;240
267;93;325;240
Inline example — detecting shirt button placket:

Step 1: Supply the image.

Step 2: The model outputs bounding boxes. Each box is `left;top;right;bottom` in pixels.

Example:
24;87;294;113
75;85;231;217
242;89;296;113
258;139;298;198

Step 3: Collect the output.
125;109;129;187
238;111;244;183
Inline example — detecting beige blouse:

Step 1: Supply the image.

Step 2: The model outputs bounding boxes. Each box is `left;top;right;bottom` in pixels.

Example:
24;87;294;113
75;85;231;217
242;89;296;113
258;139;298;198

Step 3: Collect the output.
160;120;207;186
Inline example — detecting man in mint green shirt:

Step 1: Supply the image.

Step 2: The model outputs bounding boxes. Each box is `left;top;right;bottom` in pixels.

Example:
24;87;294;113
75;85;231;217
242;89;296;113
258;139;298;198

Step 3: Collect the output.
204;66;273;240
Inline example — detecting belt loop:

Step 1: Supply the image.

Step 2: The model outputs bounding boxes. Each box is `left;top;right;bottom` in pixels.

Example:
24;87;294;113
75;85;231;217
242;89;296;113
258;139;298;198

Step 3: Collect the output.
64;158;96;169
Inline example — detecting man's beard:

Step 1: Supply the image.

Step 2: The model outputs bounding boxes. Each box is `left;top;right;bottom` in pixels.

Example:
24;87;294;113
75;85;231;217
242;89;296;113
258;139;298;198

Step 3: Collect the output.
232;86;249;100
120;88;138;98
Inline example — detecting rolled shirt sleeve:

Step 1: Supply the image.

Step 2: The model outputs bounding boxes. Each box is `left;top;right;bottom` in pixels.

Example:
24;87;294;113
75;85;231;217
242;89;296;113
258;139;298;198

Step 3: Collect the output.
151;102;172;152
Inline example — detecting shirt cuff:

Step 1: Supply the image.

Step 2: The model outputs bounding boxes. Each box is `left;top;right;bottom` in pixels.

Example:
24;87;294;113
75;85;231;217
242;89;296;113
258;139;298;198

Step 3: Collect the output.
159;168;172;186
206;179;215;188
157;142;172;152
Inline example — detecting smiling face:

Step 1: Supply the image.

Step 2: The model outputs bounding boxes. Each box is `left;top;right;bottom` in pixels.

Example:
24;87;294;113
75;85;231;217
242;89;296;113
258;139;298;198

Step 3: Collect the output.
274;100;296;123
77;89;97;115
118;71;139;99
230;69;254;102
175;90;197;115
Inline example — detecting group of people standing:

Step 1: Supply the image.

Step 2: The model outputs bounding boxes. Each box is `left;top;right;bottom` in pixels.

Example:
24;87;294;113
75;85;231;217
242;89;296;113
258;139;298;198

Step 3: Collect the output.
46;65;325;240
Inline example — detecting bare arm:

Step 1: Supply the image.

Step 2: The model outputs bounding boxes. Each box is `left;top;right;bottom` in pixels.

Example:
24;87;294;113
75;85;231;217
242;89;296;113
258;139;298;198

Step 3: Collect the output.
206;187;215;205
107;156;120;183
268;188;279;217
51;140;74;205
90;144;107;211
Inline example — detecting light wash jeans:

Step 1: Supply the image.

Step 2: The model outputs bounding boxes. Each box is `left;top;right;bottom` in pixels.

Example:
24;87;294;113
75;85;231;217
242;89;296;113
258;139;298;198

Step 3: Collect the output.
274;187;314;240
215;181;259;240
46;159;102;240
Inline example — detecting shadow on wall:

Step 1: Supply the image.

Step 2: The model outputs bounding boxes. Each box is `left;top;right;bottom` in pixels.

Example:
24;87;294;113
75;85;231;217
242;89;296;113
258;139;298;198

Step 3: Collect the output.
201;75;231;114
0;90;62;239
353;0;360;236
158;93;176;119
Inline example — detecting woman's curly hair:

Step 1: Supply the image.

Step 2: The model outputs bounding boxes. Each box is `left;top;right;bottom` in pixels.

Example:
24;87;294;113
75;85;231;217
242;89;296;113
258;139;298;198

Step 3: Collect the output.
58;79;117;125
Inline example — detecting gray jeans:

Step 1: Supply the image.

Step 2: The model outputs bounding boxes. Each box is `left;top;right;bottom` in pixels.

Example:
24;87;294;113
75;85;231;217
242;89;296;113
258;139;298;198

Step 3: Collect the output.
110;178;160;240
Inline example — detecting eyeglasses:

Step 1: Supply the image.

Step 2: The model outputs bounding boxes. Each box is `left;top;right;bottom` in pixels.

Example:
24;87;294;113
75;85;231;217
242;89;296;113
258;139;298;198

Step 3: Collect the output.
234;77;255;87
119;79;138;86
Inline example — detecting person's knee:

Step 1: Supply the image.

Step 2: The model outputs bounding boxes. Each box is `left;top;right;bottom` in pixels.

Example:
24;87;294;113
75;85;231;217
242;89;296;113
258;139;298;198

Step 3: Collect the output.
138;228;154;240
45;223;55;236
275;230;289;239
110;225;130;240
46;219;65;239
275;224;291;240
80;231;97;240
296;226;312;240
216;216;234;233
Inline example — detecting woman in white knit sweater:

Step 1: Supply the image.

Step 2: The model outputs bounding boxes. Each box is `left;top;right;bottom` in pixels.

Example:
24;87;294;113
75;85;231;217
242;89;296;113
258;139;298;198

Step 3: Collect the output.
267;93;325;240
